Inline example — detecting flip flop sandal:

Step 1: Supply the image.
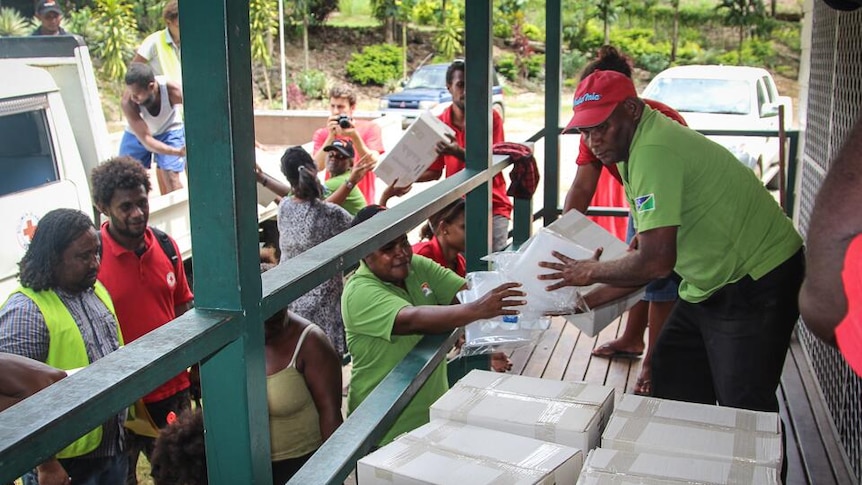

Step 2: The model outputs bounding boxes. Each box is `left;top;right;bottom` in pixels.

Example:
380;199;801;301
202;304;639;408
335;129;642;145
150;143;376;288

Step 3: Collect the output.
591;342;644;359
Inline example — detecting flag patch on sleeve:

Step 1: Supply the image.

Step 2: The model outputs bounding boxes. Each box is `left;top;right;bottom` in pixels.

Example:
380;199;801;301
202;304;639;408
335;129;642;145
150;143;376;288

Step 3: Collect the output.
635;194;655;213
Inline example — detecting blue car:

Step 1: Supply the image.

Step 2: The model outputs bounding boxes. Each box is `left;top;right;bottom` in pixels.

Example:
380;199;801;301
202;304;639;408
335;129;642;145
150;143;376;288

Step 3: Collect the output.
378;62;505;128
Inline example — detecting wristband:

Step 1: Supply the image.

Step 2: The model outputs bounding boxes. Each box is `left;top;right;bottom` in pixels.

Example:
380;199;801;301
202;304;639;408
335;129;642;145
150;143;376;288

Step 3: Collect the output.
345;180;355;190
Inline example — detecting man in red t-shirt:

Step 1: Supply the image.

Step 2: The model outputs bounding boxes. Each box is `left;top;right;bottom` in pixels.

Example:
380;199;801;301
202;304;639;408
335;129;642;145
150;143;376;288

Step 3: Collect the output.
414;60;513;252
801;117;862;376
312;85;385;204
91;157;194;484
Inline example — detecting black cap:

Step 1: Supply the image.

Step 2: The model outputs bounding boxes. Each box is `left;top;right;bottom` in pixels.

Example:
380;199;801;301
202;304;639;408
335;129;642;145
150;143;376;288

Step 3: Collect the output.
323;139;355;159
36;0;63;15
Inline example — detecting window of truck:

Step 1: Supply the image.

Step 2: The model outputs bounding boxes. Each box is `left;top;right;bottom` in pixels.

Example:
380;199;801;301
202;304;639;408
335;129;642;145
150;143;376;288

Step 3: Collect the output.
0;96;59;197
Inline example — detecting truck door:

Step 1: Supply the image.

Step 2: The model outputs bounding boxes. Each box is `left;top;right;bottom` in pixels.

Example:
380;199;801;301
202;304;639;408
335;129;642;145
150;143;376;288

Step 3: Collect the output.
0;95;84;294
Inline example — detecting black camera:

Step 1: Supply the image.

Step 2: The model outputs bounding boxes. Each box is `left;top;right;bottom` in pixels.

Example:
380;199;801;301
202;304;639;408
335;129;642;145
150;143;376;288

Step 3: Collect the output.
337;115;352;129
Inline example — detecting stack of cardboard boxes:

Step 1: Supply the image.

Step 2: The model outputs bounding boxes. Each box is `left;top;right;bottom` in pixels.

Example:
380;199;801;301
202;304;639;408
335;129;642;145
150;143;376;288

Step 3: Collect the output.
580;394;783;484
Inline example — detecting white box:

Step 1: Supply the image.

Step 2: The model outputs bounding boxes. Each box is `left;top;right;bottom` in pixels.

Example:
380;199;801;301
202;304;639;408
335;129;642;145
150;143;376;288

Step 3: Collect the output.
580;448;780;484
357;420;583;485
602;414;783;469
543;210;646;336
374;110;455;188
614;394;781;434
430;370;615;452
577;470;699;485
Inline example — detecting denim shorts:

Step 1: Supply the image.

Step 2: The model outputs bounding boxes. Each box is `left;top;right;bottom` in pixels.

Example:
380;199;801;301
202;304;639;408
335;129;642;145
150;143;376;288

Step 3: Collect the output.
119;128;186;172
626;215;679;302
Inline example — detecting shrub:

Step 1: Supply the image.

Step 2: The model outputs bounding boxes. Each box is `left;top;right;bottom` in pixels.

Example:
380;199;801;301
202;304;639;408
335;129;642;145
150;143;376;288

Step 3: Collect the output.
715;39;777;67
64;6;102;43
493;19;512;39
522;23;544;42
346;43;403;86
92;0;139;82
562;50;590;80
524;53;545;80
0;7;31;36
412;0;438;25
297;69;328;99
637;52;670;74
496;53;518;82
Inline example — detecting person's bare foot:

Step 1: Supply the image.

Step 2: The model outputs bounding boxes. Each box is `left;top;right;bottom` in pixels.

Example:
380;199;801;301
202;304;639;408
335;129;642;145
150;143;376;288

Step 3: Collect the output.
491;352;512;372
633;366;652;396
591;339;645;358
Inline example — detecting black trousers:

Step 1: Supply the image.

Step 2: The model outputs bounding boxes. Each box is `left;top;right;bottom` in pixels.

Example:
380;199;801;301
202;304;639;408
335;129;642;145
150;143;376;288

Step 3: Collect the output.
651;249;804;412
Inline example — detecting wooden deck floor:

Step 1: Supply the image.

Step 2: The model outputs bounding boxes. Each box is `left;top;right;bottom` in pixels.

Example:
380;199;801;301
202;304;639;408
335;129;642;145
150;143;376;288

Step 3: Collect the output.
506;313;855;485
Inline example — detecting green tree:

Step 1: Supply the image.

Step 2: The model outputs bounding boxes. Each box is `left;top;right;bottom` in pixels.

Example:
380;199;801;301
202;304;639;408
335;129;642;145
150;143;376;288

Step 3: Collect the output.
92;0;138;82
716;0;766;64
250;0;278;101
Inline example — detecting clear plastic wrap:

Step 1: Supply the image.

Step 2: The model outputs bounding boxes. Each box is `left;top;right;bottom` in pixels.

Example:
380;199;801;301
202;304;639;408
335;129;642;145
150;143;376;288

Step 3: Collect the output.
458;270;550;357
484;227;593;320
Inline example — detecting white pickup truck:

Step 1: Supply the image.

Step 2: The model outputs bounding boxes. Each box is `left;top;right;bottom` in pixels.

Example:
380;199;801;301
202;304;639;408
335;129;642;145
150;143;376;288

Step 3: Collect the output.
641;65;793;186
0;36;282;297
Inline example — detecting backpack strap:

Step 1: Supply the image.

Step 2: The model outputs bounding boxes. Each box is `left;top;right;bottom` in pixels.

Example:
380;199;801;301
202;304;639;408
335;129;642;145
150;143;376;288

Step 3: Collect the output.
149;226;180;273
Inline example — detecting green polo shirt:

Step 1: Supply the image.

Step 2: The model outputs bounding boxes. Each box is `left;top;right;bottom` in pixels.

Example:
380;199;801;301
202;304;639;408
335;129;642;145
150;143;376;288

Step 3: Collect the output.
619;106;802;303
324;172;366;216
342;254;465;445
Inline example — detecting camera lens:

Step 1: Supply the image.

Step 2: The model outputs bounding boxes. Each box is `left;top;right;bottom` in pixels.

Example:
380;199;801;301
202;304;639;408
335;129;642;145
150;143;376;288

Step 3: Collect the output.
338;115;352;129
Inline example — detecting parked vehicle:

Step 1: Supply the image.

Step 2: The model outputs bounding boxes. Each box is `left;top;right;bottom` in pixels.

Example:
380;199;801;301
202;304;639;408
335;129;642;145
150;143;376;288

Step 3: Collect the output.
641;65;793;186
379;62;505;128
0;36;279;297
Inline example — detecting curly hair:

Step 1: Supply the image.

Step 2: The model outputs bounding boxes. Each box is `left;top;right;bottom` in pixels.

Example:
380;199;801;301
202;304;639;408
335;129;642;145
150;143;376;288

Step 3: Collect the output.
328;85;356;107
91;156;152;209
19;209;94;291
151;409;208;485
581;45;634;80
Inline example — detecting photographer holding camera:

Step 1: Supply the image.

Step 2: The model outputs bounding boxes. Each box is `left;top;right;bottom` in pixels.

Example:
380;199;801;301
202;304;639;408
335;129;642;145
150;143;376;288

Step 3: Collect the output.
312;85;384;205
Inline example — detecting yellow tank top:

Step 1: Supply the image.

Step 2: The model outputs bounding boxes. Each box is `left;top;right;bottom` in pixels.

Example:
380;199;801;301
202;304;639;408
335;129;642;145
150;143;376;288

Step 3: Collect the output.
267;324;322;460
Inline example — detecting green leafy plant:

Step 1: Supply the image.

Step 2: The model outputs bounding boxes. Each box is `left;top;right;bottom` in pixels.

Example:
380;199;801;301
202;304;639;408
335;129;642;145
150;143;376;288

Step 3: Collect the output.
562;50;590;82
495;54;517;82
249;0;278;100
92;0;139;82
411;0;438;25
346;43;403;86
433;2;462;60
297;69;328;99
0;7;31;36
64;6;103;43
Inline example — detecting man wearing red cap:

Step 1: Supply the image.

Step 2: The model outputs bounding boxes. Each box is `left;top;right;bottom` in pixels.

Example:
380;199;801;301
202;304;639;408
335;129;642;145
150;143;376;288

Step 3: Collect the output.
539;69;804;414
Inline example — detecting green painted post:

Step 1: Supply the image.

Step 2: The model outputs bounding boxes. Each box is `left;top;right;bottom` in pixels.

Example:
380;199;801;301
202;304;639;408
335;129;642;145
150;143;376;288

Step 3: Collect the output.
544;0;563;226
464;0;493;272
180;0;271;483
512;197;533;249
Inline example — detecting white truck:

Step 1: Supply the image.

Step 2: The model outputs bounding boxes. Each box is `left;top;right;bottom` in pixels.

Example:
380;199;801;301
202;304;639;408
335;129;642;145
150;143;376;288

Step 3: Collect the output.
641;65;793;187
0;35;281;297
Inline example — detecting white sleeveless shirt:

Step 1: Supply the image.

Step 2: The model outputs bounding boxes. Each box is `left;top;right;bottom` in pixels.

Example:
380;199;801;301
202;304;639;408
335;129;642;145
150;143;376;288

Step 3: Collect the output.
138;76;183;136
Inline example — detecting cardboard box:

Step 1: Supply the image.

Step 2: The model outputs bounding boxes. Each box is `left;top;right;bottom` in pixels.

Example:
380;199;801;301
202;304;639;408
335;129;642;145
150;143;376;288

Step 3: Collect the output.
543;211;646;337
374;110;455;188
357;420;583;484
430;370;614;452
580;448;780;484
614;394;781;434
601;414;783;469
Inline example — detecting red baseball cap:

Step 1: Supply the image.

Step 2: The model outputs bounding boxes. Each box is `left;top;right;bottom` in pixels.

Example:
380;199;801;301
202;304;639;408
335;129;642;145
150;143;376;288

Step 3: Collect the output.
564;70;638;132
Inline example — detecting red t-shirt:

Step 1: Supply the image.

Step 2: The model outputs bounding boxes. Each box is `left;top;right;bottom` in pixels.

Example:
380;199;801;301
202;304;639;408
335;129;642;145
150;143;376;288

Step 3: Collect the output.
313;119;385;205
97;224;194;403
427;107;513;219
836;234;862;377
574;99;687;240
413;237;466;277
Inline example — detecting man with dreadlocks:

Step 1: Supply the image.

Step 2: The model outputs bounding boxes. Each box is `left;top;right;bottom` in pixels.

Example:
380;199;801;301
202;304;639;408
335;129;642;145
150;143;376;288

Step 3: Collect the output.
0;208;127;485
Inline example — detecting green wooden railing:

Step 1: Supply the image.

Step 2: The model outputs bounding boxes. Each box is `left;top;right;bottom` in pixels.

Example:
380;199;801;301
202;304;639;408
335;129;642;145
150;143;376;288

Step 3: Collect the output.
0;0;801;482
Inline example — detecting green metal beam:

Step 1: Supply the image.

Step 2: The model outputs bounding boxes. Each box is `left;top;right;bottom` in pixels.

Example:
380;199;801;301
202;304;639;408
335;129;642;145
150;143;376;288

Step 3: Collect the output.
0;310;239;482
260;161;509;319
288;331;461;485
180;0;270;482
544;0;563;226
464;0;494;271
